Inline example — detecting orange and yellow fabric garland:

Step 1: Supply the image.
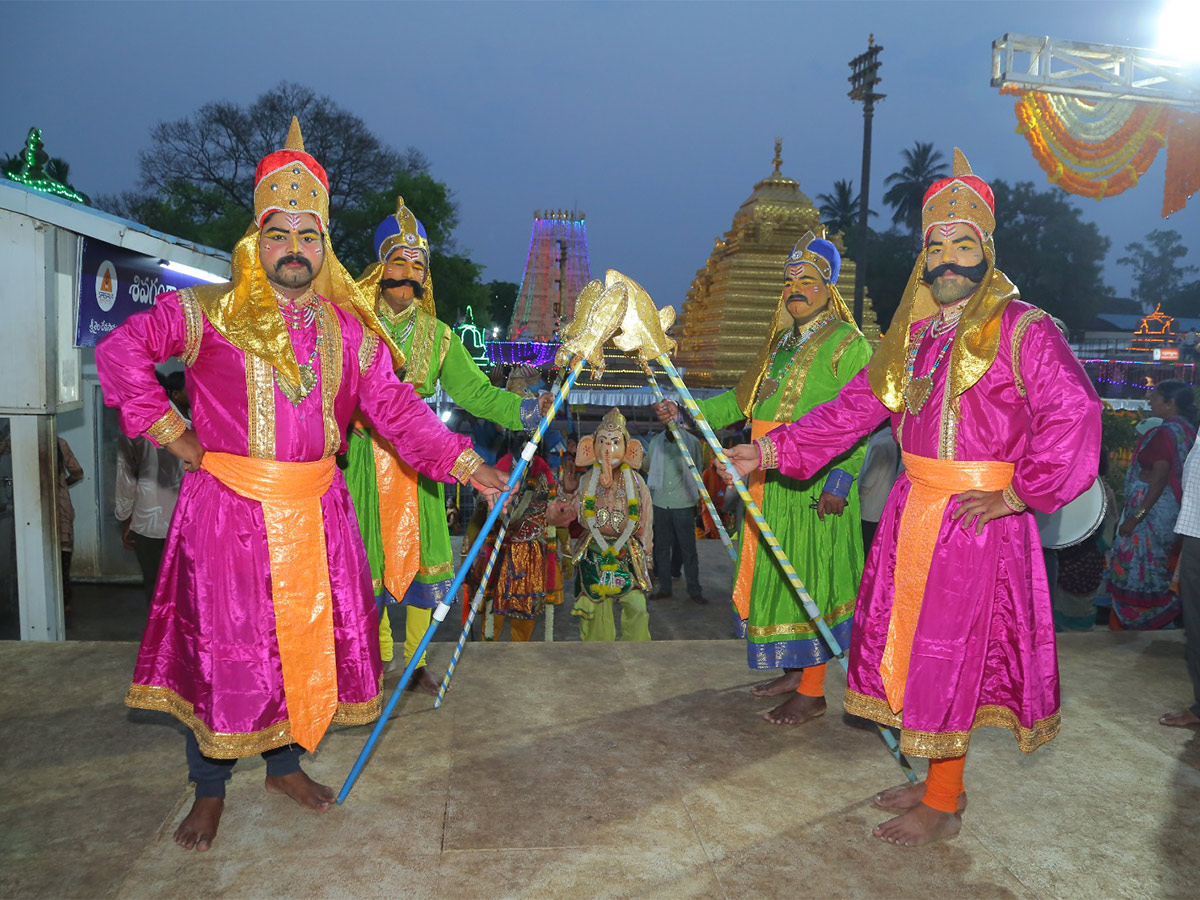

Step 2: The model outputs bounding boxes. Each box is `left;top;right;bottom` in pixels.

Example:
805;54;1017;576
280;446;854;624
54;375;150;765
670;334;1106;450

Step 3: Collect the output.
1003;86;1200;216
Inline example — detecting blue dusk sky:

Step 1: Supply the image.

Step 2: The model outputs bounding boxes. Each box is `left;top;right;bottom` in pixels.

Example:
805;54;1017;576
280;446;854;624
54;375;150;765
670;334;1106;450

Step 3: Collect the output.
2;1;1194;311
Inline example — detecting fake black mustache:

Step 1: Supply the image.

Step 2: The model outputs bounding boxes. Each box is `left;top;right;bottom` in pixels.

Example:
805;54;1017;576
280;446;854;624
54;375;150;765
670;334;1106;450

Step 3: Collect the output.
380;278;425;299
922;260;988;285
274;254;312;273
786;293;809;304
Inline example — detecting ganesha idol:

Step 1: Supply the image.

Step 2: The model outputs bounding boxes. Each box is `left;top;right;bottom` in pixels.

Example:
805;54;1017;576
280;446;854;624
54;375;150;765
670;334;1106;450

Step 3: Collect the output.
548;408;653;641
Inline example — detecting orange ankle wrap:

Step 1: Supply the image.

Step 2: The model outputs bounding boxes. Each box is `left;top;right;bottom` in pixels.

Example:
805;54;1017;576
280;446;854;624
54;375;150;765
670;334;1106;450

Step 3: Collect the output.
796;664;826;697
922;755;966;813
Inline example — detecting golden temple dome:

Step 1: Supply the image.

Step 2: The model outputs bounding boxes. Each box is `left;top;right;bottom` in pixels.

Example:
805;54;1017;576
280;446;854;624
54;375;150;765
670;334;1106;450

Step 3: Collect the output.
674;140;879;389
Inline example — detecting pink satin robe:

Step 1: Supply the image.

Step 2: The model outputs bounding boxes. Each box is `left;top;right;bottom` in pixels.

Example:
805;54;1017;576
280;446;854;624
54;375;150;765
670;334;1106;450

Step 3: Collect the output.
96;290;471;756
767;301;1102;757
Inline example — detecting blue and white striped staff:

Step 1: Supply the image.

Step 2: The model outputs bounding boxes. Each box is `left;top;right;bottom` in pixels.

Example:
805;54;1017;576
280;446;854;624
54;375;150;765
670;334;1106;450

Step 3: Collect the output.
639;361;737;563
433;515;512;709
601;263;915;785
337;279;630;803
650;354;915;784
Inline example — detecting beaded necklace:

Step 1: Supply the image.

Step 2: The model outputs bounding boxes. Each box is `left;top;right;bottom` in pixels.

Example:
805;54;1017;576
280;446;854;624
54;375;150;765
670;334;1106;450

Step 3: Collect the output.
380;304;418;349
274;289;322;406
756;311;835;404
902;315;956;415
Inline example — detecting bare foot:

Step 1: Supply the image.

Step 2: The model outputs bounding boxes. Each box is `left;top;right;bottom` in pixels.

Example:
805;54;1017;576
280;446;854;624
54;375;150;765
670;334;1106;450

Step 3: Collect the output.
762;693;826;725
873;781;967;813
174;796;223;851
750;671;803;697
407;666;443;696
264;769;335;811
873;804;962;846
1159;709;1200;728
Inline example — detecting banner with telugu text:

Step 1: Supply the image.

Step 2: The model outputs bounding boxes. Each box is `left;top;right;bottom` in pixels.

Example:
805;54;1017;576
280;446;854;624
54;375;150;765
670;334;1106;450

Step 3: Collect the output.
74;237;215;348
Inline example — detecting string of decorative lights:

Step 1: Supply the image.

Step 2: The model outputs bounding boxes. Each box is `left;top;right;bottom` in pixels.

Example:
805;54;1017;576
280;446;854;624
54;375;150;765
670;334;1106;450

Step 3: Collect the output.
486;340;560;367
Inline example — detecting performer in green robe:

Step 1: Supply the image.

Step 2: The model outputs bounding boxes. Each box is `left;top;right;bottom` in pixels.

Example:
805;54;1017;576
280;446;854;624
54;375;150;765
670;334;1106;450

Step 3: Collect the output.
654;232;870;724
345;197;549;693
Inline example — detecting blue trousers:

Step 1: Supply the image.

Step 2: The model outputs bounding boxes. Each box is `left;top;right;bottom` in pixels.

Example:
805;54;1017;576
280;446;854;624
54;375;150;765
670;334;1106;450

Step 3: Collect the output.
185;731;304;798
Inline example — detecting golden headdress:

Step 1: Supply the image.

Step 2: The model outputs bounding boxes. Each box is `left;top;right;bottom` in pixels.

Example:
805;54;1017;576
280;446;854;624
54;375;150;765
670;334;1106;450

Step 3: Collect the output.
191;120;404;392
252;117;330;229
867;148;1018;412
597;407;630;441
357;196;437;317
732;229;859;418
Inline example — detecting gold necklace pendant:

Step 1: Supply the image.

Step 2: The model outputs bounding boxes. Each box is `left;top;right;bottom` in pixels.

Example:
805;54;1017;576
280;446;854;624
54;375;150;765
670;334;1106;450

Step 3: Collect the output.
756;377;781;403
903;376;933;415
277;364;318;406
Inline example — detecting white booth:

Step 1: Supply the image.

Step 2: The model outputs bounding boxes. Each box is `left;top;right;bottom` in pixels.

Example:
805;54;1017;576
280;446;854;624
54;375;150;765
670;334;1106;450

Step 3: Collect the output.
0;179;229;640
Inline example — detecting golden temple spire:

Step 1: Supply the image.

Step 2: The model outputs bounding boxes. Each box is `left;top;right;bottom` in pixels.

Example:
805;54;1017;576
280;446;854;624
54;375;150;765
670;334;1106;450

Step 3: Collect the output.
772;138;783;177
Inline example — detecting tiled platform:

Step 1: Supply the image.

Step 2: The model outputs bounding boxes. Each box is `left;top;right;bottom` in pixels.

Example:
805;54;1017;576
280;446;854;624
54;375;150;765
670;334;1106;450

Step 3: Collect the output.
2;631;1197;898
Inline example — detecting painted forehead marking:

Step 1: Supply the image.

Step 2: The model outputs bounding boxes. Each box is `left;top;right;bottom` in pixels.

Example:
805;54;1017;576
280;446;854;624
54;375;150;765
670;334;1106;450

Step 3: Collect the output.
400;247;425;263
935;223;957;239
286;213;304;231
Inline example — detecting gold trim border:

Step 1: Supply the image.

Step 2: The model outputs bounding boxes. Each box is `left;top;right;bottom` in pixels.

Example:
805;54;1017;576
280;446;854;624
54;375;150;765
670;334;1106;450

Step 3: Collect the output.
756;435;779;470
145;409;187;446
451;448;484;484
126;682;382;759
1002;484;1028;513
359;330;379;376
747;598;856;638
178;287;205;367
843;688;1061;758
245;353;276;459
320;303;343;459
1010;308;1047;399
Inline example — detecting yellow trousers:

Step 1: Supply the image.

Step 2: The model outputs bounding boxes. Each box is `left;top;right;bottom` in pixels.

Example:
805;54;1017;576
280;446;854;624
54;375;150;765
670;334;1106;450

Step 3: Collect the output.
490;614;536;642
378;605;430;668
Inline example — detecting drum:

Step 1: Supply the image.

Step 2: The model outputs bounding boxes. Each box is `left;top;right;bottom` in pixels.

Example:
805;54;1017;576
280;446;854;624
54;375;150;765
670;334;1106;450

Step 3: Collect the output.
1035;477;1107;550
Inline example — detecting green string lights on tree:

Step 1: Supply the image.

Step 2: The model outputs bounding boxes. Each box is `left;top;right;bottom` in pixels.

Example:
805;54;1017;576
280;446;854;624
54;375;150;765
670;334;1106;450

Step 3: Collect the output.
3;128;90;205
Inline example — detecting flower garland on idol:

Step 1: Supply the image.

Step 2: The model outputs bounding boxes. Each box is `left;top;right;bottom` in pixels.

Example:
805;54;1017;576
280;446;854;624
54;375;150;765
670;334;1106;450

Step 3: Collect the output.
581;463;640;596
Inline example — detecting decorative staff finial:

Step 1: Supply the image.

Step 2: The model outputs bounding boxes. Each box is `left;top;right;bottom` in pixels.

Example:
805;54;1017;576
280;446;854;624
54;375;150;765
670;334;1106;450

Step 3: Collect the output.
772;138;783;176
554;279;628;374
606;270;678;363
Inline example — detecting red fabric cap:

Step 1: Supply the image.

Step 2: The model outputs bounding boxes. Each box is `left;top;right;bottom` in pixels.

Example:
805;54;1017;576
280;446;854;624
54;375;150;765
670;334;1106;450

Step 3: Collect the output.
254;150;330;192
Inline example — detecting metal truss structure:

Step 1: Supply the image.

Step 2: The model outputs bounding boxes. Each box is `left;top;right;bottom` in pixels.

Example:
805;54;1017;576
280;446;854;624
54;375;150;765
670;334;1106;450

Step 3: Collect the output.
992;33;1200;109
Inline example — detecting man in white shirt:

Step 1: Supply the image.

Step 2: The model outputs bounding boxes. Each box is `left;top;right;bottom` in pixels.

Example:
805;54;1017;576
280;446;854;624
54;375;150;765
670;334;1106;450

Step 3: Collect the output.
115;371;187;604
647;426;705;604
1163;438;1200;727
857;422;900;552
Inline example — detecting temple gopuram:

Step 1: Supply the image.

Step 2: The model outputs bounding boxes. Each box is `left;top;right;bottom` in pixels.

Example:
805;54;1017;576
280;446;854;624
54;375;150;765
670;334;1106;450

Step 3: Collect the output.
674;141;880;389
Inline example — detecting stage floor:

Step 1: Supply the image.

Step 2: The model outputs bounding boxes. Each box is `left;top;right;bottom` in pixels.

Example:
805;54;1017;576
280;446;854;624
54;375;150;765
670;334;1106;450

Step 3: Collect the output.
2;632;1197;899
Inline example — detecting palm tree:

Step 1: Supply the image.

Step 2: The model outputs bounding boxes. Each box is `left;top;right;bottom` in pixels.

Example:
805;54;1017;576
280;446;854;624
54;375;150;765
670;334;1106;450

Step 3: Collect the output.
816;179;876;239
883;142;948;246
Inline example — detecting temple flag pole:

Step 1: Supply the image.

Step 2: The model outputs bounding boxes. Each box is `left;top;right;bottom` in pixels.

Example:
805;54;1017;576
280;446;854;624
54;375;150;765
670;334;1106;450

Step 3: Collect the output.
433;515;511;709
598;267;916;784
638;361;737;563
337;280;629;804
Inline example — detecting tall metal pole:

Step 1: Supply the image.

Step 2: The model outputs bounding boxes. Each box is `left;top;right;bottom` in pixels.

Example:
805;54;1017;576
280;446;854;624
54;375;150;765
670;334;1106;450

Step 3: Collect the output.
848;35;884;328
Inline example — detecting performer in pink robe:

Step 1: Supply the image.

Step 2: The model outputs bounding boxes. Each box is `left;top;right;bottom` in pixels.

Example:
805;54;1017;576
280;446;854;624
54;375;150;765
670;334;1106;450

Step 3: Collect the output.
96;118;506;852
726;149;1101;846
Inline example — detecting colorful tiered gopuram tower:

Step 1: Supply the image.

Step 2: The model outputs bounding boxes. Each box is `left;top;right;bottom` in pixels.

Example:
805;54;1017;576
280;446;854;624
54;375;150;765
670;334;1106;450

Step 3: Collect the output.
675;142;881;389
508;209;591;341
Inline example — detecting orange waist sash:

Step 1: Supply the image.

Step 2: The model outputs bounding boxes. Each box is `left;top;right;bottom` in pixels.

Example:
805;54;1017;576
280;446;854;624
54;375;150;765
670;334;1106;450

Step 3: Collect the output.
371;435;421;601
732;419;784;620
201;451;338;752
882;453;1014;713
